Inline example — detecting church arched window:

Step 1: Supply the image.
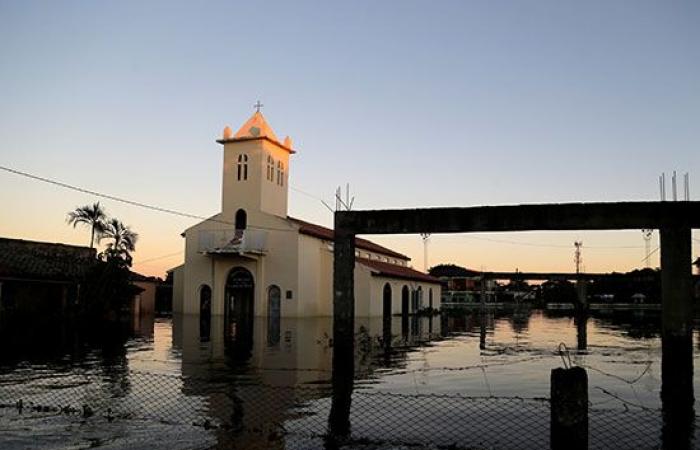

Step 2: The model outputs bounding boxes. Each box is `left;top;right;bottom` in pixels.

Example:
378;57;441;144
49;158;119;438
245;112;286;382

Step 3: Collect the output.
235;209;247;231
280;162;285;186
267;155;274;181
276;161;281;185
237;154;249;181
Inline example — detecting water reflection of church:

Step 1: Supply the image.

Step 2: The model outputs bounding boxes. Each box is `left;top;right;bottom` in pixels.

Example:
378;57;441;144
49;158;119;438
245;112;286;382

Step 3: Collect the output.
171;109;441;345
172;313;442;448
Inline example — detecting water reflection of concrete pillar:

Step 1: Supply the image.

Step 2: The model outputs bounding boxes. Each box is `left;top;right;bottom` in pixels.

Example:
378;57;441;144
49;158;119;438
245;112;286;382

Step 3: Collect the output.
660;227;694;450
329;229;355;440
479;312;487;351
575;313;588;352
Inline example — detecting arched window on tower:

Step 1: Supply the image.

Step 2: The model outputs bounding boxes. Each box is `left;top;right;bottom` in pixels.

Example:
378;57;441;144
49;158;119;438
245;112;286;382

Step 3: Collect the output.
237;154;249;181
235;209;247;231
276;161;281;185
280;162;285;186
267;155;274;181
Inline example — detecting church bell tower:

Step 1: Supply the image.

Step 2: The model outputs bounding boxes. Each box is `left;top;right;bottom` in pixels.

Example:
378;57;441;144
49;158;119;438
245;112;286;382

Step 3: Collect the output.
217;107;295;220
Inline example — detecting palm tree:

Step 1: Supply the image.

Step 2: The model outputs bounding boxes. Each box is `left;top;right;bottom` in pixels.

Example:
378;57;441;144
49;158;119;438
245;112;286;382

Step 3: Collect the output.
67;202;107;249
101;218;139;265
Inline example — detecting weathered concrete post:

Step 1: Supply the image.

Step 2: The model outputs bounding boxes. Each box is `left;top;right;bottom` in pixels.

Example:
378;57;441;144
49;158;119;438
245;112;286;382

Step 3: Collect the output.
575;279;587;312
550;366;588;450
659;227;695;449
329;222;355;440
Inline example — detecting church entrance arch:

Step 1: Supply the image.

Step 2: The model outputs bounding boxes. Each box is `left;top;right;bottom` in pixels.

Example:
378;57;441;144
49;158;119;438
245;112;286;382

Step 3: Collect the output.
224;267;255;356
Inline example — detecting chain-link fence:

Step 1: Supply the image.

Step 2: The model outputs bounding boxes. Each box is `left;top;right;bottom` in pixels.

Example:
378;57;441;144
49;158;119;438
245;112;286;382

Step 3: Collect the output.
0;368;695;449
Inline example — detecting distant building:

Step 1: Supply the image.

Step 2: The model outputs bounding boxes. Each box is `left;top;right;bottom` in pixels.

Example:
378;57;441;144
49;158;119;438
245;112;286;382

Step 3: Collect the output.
172;110;441;328
0;237;95;318
429;265;498;303
130;272;159;316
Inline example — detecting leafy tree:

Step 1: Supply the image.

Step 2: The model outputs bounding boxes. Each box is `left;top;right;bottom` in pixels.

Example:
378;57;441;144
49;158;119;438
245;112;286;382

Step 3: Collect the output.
79;258;134;319
66;202;107;249
429;263;480;278
99;218;138;267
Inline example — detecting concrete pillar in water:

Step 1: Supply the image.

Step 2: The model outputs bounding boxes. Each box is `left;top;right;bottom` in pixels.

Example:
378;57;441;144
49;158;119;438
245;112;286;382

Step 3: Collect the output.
550;366;588;450
480;276;486;306
575;279;587;311
329;227;355;440
660;227;694;449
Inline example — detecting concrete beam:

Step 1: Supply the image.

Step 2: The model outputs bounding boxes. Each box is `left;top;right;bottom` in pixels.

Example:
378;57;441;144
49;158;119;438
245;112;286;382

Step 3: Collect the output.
336;201;700;235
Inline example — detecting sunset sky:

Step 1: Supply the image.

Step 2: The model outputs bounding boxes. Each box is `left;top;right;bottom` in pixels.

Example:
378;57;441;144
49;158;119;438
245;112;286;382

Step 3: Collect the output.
1;1;698;277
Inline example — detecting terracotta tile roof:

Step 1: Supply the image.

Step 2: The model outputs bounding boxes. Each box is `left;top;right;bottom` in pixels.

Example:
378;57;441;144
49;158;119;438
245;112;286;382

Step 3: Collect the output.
0;238;96;282
288;217;410;260
357;258;440;284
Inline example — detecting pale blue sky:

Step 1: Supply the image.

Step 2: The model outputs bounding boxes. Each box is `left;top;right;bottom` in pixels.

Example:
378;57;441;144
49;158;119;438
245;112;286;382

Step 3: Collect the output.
1;1;698;276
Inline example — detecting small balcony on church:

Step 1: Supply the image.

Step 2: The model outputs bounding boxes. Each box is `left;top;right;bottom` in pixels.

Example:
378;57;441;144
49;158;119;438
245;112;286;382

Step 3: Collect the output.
197;229;267;255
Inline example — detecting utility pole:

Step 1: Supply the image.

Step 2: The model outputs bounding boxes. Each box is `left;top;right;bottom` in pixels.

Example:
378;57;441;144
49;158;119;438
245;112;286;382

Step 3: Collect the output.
642;229;653;268
420;233;430;272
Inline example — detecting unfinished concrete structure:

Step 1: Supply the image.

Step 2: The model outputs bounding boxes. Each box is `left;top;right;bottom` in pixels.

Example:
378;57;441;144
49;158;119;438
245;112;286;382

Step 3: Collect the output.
331;201;700;445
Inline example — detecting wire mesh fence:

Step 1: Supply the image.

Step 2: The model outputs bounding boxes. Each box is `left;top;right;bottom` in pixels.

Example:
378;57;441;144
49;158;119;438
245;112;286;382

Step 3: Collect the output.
0;367;696;449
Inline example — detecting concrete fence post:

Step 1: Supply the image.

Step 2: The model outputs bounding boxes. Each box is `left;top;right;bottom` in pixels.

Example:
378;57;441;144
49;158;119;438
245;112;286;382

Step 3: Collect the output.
329;224;355;440
550;366;588;450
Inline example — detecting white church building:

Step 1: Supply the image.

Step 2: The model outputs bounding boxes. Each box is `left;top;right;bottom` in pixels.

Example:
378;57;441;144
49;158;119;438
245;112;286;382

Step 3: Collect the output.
171;110;441;333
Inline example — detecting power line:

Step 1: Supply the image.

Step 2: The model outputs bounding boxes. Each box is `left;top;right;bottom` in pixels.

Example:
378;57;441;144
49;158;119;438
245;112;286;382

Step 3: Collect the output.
0;163;687;250
641;246;660;263
133;251;184;266
458;234;643;250
289;185;335;212
0;164;294;233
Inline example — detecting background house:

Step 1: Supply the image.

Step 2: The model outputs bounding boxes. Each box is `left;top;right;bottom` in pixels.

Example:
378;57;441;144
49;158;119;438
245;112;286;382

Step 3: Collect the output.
0;238;95;319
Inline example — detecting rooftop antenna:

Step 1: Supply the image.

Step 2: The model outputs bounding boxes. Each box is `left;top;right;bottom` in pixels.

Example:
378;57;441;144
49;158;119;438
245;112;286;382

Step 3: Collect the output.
684;173;690;201
334;184;355;211
659;174;666;201
672;171;678;201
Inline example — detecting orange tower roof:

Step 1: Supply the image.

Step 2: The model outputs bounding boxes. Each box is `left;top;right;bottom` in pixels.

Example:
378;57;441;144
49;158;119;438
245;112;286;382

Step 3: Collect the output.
234;111;280;142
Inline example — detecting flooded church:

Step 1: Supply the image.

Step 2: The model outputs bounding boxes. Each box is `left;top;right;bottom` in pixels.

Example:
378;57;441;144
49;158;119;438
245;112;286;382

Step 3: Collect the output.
171;109;441;336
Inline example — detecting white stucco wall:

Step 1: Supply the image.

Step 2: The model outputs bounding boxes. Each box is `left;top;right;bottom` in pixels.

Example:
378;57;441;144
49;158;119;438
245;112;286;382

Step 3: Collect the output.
171;265;185;314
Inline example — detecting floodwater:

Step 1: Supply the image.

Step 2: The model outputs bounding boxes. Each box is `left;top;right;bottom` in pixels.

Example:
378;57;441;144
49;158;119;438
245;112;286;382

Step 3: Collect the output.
1;309;699;449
